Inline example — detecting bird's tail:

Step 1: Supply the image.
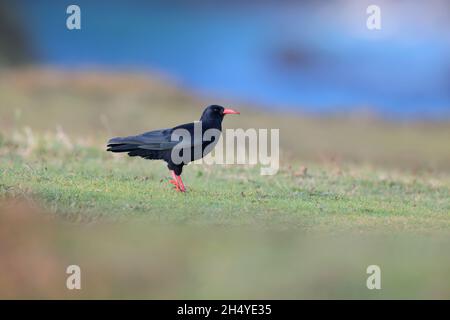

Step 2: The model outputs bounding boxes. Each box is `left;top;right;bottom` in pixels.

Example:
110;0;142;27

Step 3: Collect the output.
107;136;164;160
106;137;139;153
107;144;136;153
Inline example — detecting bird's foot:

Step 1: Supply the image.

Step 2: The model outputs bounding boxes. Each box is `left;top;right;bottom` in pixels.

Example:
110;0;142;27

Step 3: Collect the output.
169;179;181;192
169;170;186;192
176;176;186;192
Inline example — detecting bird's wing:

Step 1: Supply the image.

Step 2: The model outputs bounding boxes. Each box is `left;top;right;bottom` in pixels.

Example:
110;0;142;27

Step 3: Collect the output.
107;128;178;151
107;123;205;151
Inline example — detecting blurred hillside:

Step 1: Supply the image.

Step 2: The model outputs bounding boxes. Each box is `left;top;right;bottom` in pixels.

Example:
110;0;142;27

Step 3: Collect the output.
1;68;450;171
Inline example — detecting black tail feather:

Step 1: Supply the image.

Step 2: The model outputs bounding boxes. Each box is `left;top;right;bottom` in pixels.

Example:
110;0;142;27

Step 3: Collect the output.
107;143;138;153
107;143;165;160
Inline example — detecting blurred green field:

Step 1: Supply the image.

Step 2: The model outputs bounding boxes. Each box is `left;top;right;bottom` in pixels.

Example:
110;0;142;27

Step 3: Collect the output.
1;202;450;299
1;69;450;299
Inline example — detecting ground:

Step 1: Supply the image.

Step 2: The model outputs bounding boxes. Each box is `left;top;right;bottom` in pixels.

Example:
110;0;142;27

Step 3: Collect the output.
1;143;450;232
0;68;449;298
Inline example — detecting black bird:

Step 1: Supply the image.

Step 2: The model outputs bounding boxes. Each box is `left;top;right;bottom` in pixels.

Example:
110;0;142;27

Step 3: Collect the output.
107;105;240;192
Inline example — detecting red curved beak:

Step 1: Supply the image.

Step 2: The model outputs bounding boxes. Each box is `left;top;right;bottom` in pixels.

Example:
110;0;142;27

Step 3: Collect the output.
223;108;240;115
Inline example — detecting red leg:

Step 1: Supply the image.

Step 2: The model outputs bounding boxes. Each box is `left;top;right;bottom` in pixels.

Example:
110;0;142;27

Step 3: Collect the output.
176;175;186;192
169;170;180;191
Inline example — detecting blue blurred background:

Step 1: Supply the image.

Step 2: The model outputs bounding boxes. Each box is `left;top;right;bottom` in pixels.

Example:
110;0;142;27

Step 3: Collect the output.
4;0;450;118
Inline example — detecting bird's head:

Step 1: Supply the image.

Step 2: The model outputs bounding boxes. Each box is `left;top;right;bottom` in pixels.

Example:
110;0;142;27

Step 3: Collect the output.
200;105;240;122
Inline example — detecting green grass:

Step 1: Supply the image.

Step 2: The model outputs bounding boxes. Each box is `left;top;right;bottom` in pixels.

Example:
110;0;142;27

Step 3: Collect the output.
1;135;449;233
